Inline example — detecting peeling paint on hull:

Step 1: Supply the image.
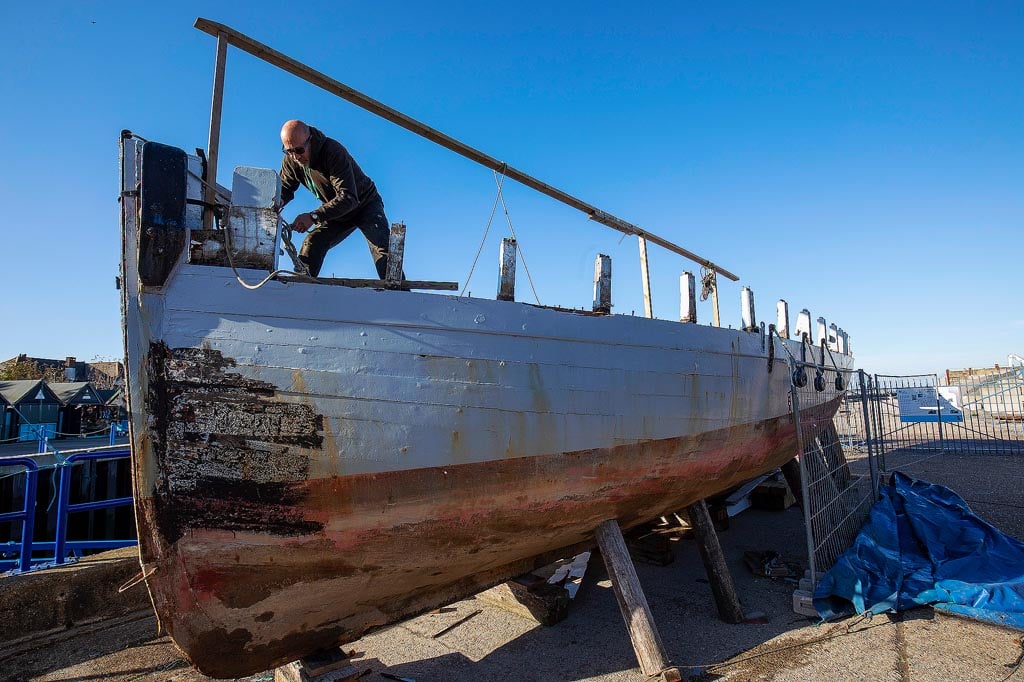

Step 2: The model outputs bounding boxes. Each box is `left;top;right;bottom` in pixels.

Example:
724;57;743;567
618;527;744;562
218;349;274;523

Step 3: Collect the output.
139;398;839;678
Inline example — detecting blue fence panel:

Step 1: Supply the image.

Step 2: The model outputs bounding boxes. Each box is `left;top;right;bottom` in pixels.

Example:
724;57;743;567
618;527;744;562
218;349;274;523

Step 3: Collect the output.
1;448;135;574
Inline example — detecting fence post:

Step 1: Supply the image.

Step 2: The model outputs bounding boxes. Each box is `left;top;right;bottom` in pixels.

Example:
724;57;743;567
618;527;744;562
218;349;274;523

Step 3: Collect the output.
53;460;73;565
789;364;817;587
934;373;945;453
858;370;879;499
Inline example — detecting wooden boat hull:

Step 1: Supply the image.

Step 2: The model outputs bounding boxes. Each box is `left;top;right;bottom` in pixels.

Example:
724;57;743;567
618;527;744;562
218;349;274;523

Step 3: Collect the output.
119;137;852;677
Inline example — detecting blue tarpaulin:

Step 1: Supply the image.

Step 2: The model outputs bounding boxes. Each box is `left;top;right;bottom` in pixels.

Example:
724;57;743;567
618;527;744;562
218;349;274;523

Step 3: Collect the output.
814;471;1024;630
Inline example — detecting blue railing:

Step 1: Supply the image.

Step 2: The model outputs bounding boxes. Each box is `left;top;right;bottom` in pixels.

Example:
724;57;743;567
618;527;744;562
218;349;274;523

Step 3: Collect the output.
0;448;136;574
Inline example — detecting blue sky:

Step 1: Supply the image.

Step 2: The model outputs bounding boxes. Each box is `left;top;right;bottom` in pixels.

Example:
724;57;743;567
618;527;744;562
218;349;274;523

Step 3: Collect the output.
1;2;1020;375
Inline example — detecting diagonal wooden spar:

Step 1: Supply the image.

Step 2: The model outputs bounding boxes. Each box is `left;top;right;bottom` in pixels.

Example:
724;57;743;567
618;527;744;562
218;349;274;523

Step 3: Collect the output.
194;18;739;282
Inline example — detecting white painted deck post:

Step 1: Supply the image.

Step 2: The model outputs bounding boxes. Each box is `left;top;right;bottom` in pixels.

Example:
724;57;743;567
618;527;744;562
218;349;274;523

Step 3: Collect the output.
497;237;517;301
594;519;680;681
837;328;847;355
593;254;612;314
385;222;406;288
829;323;839;352
817;317;828;348
777;300;790;339
795;309;812;342
680;272;696;323
741;286;757;332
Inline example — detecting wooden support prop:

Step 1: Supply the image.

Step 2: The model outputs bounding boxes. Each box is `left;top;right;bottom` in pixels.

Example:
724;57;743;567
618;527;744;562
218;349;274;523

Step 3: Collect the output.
385;222;406;289
497;237;516;301
639;236;653;318
777;299;790;339
741;286;757;332
686;499;745;624
203;32;228;231
680;271;696;323
780;457;805;512
592;254;611;314
594;519;680;680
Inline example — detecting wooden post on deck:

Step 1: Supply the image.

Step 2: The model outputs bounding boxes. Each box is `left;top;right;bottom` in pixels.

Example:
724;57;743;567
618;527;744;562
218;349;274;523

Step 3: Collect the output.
741;286;757;332
385;222;406;289
594;519;681;681
593;254;612;314
639;236;653;318
203;32;228;231
777;300;790;339
710;278;721;328
686;499;745;624
498;237;517;301
680;272;696;323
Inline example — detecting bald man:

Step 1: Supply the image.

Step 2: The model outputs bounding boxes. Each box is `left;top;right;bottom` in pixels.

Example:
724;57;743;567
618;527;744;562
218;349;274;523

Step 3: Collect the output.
278;120;395;278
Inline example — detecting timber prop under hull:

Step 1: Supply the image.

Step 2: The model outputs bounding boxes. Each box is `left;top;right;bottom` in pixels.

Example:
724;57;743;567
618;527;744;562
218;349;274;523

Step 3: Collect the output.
120;135;853;677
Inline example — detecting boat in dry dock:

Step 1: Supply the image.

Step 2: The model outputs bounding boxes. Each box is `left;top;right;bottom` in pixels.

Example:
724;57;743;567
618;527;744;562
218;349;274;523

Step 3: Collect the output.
119;20;854;678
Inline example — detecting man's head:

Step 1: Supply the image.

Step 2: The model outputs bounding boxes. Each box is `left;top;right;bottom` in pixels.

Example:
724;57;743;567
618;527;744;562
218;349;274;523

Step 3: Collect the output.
281;120;313;166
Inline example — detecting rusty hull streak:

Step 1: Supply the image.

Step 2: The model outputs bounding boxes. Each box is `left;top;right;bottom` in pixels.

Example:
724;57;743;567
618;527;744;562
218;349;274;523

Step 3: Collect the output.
138;390;843;678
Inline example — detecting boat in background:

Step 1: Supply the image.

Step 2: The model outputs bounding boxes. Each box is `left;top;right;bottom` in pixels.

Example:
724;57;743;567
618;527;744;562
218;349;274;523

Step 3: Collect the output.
119;20;854;678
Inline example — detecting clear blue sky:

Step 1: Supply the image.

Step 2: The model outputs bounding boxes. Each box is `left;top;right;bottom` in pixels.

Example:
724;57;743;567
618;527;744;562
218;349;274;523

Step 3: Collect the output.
1;1;1020;375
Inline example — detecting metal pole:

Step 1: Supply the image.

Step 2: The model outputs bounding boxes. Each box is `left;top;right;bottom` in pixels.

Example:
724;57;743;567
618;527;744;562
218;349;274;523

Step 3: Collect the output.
790;366;817;586
192;18;739;282
858;369;879;499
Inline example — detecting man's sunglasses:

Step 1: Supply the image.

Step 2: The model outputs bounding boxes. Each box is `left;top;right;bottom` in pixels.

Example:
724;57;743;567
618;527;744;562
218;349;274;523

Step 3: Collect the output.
282;135;311;156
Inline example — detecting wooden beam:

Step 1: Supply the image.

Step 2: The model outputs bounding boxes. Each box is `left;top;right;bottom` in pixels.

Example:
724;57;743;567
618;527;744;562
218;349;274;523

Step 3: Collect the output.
498;237;517;301
686;499;745;624
192;18;738;282
592;254;611;314
594;519;680;680
639;236;653;318
384;222;406;289
276;276;457;291
203;32;228;231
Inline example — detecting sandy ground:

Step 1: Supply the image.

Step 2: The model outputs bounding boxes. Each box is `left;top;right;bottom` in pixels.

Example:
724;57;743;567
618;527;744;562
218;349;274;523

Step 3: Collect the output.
2;447;1022;682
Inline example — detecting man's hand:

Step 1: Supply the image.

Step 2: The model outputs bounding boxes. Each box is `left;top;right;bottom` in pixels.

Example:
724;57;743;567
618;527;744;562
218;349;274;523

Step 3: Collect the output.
291;212;315;233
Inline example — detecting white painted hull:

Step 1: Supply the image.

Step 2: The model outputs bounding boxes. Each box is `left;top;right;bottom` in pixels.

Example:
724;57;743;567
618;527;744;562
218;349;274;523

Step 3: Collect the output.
119;136;852;677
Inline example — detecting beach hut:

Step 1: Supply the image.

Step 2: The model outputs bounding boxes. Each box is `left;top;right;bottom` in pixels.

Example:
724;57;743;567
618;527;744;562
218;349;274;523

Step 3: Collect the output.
49;382;106;437
0;380;62;441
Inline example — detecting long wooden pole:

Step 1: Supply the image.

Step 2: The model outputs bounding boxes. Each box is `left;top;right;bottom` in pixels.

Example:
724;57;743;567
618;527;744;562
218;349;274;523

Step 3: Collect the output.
193;17;739;282
203;32;228;230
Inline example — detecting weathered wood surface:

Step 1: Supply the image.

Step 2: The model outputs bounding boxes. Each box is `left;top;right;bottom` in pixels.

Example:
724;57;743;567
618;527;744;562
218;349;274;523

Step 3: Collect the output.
687;499;745;624
595;519;678;680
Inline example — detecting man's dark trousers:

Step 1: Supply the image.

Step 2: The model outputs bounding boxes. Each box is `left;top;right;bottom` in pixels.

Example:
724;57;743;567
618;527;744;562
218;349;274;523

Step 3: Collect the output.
299;197;392;278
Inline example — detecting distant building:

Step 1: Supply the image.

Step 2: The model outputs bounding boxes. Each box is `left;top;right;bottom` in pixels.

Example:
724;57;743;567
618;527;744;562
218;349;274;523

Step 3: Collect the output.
0;355;124;389
0;380;62;441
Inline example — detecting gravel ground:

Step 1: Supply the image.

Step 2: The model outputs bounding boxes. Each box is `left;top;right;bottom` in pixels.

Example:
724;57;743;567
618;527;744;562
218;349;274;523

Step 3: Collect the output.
3;448;1022;682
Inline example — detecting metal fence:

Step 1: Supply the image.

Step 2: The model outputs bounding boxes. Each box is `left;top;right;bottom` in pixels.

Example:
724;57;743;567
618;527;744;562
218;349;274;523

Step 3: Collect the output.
0;447;136;574
790;364;878;586
793;361;1024;590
